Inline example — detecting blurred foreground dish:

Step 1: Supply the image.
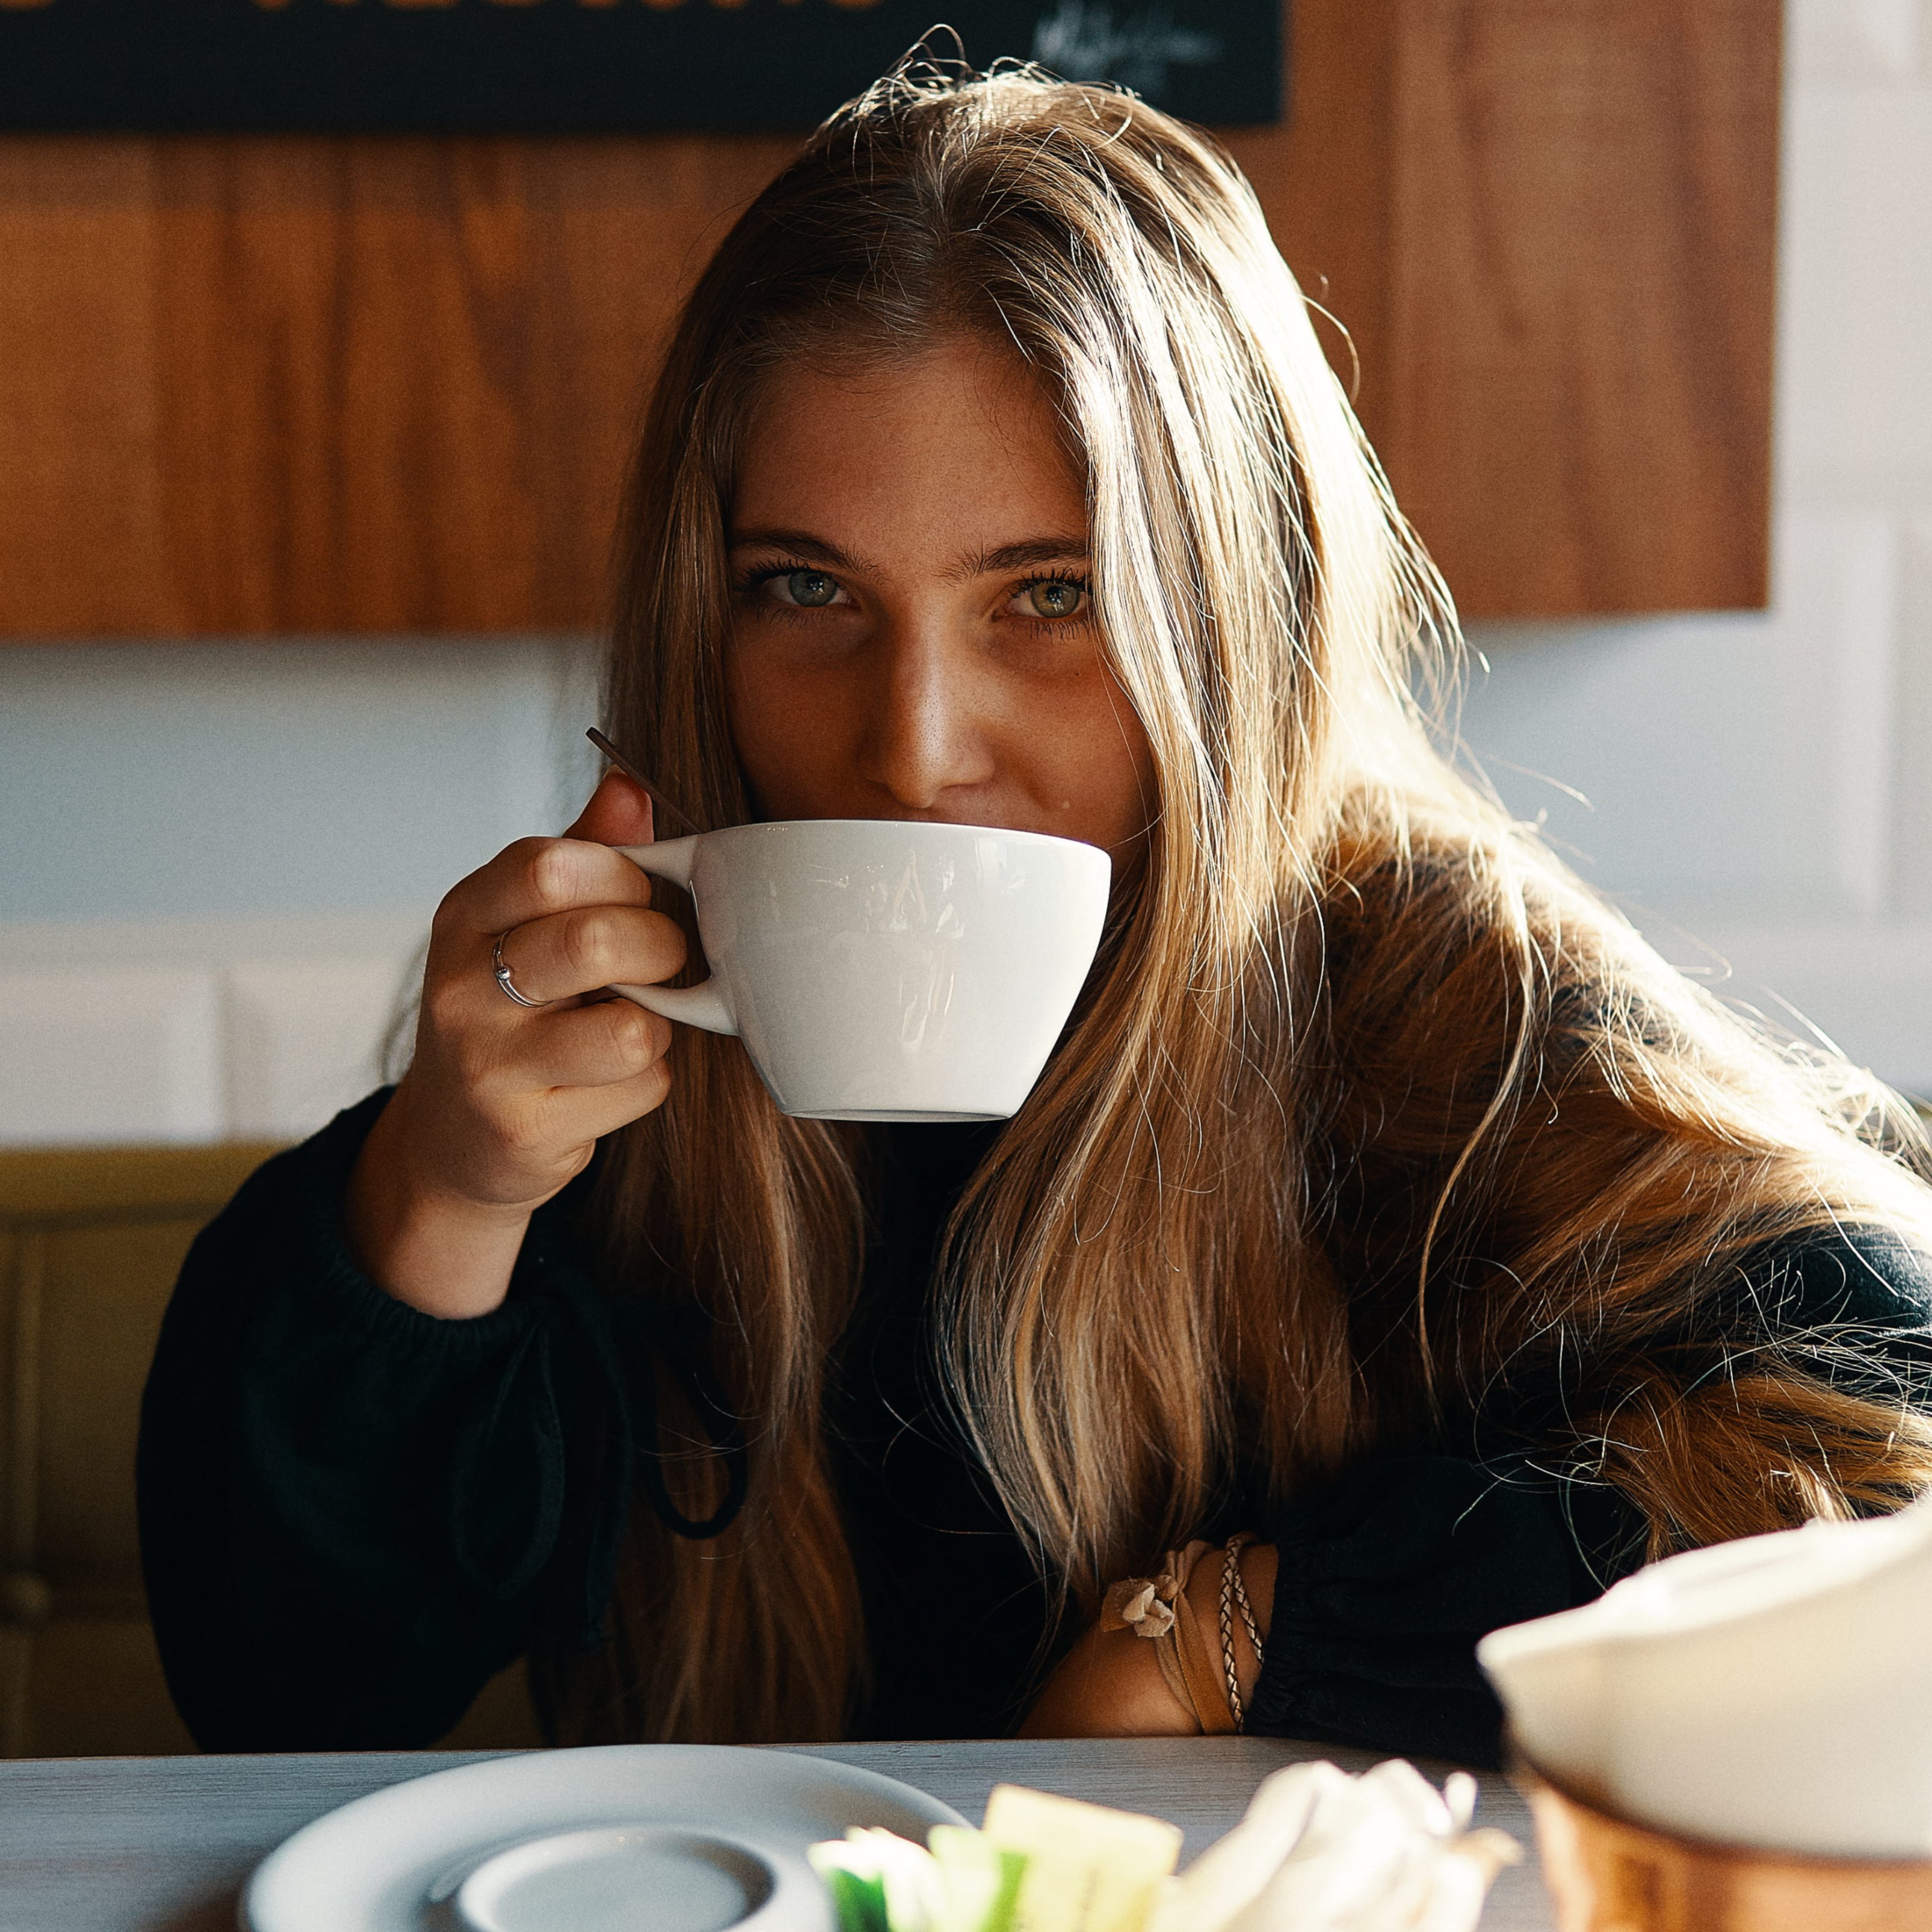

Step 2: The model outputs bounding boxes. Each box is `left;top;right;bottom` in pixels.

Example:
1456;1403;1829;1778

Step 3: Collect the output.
810;1765;1519;1932
1523;1768;1932;1932
1481;1493;1932;1860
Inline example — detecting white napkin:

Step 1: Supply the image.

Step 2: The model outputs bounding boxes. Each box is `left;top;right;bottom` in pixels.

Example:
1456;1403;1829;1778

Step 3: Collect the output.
1145;1760;1519;1932
1479;1487;1932;1856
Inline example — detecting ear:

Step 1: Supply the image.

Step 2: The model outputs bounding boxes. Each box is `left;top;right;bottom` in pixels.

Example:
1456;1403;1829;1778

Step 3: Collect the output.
566;770;656;845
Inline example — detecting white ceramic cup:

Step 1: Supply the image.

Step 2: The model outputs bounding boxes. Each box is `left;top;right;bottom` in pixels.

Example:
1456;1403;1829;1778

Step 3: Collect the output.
1479;1492;1932;1857
611;818;1112;1122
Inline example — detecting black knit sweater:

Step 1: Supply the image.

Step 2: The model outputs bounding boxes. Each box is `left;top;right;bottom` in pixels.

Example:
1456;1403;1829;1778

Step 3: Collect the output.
137;1090;1932;1764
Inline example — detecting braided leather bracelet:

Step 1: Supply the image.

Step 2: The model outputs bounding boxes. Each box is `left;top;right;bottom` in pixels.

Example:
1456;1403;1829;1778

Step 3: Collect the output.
1218;1532;1266;1732
1102;1534;1268;1734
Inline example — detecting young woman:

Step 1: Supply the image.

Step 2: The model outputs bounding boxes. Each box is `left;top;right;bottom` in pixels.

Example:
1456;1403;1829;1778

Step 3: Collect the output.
140;66;1932;1764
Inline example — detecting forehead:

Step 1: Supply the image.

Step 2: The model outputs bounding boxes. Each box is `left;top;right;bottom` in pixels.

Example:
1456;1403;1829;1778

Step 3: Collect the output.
730;337;1087;542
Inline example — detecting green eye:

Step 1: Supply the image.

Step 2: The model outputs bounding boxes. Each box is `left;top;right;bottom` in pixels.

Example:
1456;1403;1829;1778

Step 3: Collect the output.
1025;579;1085;620
784;570;839;608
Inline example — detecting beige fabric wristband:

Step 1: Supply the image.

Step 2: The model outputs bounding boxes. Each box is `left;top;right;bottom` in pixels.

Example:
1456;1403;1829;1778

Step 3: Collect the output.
1102;1537;1251;1735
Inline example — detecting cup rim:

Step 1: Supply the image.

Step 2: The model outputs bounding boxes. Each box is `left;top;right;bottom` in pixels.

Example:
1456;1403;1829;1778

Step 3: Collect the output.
690;816;1111;858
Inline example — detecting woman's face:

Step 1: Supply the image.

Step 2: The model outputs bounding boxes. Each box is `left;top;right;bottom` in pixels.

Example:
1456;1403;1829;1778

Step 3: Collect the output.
723;337;1155;861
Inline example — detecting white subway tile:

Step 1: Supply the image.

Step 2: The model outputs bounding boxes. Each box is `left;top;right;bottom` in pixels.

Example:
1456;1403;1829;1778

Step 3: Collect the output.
0;967;224;1147
225;957;413;1142
1789;0;1920;83
0;910;426;974
0;915;424;1148
550;635;607;827
1779;86;1932;504
1463;508;1900;917
1646;913;1932;1099
1824;514;1901;916
1895;516;1932;913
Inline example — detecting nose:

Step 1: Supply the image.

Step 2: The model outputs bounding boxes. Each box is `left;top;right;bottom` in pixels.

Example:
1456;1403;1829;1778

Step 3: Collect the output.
856;620;996;813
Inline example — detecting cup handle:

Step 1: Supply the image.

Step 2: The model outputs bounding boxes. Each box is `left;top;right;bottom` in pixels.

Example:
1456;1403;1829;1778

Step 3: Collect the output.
610;838;737;1037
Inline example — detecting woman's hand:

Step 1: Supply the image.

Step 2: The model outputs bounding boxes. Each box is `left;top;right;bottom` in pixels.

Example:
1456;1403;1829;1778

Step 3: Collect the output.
345;771;687;1319
1020;1542;1277;1738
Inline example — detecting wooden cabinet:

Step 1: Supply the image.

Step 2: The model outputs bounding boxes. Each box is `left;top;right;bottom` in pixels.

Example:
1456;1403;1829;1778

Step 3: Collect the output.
0;0;1778;633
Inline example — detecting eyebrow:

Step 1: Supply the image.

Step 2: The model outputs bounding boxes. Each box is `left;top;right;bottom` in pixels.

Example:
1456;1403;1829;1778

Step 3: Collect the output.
948;537;1092;580
728;527;876;573
728;526;1091;581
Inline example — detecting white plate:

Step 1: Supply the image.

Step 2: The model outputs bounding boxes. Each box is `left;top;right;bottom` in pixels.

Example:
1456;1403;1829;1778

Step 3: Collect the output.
243;1744;966;1932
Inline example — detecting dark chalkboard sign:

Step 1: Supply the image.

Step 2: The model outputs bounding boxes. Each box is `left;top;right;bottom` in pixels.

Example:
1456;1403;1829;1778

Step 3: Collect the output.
0;1;1281;134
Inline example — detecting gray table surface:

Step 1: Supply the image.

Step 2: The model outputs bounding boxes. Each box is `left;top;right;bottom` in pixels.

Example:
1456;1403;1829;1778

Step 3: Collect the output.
0;1737;1554;1932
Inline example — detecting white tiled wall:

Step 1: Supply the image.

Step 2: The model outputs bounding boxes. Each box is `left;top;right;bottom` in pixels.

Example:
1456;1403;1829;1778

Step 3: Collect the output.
226;955;421;1141
1791;0;1924;82
0;968;226;1146
0;916;421;1145
4;0;1932;1142
1461;0;1932;1093
0;637;597;1148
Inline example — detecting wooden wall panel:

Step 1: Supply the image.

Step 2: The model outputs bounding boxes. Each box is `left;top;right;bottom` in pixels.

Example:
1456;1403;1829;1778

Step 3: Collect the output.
1225;0;1398;455
0;142;174;634
0;1;1778;635
0;133;793;634
1379;1;1779;615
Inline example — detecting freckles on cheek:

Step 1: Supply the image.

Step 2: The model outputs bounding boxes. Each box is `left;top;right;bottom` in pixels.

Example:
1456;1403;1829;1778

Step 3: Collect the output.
723;650;781;801
1045;665;1157;848
724;645;835;817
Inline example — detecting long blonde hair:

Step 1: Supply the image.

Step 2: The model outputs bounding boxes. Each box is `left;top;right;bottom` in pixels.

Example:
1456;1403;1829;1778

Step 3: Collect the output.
552;64;1932;1746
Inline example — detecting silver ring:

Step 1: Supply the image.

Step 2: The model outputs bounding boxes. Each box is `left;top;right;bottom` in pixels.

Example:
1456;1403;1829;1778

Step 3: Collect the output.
492;934;548;1010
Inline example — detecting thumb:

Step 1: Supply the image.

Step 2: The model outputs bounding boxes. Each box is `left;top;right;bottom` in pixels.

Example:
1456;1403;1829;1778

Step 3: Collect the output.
566;769;656;846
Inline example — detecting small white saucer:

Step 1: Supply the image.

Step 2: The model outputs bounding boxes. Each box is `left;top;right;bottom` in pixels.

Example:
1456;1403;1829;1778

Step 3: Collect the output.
243;1745;965;1932
454;1825;777;1932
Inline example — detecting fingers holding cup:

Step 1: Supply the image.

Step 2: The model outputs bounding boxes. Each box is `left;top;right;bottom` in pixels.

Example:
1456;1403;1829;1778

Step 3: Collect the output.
442;833;657;953
517;993;675;1094
489;903;688;1013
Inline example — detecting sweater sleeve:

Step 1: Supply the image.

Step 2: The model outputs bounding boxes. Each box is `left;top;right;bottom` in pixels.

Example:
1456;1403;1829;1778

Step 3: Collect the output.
1245;1454;1638;1766
136;1090;598;1750
1247;1224;1932;1767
